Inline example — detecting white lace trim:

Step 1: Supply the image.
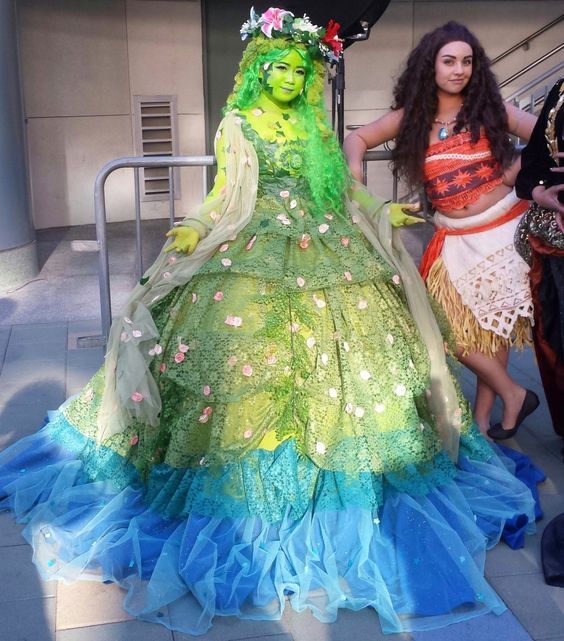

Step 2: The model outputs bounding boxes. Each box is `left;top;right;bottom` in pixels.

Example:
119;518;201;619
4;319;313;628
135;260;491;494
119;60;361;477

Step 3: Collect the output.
452;243;533;337
425;150;491;163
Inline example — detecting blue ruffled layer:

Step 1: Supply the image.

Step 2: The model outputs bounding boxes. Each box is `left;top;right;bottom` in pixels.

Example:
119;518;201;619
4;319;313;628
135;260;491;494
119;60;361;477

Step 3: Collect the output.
0;413;542;636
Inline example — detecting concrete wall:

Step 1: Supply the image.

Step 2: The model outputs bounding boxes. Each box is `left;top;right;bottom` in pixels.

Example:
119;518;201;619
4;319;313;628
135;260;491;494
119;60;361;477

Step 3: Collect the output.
18;0;562;228
18;0;204;229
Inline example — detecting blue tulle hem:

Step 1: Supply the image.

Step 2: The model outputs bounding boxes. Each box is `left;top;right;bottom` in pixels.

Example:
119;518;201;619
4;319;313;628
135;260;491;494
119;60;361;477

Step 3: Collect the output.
0;413;542;635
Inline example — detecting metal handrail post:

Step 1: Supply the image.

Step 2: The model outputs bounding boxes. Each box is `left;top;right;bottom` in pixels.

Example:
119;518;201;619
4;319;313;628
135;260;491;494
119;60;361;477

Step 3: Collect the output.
93;155;216;343
134;167;143;280
168;166;175;226
202;167;209;199
93;169;112;341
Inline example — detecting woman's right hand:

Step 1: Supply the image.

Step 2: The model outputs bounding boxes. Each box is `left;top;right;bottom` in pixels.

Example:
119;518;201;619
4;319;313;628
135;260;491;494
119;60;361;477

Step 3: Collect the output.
165;227;200;254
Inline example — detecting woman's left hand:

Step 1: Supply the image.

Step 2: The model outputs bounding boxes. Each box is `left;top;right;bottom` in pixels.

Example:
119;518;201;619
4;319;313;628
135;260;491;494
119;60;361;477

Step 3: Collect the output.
389;202;425;227
165;227;200;254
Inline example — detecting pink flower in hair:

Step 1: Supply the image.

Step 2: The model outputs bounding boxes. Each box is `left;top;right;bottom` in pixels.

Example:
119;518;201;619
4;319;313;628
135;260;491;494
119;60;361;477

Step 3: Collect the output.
261;8;292;37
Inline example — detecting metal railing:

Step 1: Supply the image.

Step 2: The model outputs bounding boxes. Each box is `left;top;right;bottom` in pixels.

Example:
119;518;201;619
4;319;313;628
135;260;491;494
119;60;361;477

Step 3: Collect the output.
495;15;564;116
491;14;563;65
91;151;412;344
499;43;564;90
505;61;564;109
93;155;215;343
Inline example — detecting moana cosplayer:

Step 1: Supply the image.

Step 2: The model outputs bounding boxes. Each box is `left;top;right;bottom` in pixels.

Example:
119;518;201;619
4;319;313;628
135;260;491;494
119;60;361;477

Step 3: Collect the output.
344;21;540;442
0;7;544;637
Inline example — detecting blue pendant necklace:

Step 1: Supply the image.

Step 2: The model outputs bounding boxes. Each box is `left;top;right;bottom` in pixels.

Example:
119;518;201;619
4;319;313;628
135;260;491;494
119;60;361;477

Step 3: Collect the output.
434;115;457;141
434;107;462;140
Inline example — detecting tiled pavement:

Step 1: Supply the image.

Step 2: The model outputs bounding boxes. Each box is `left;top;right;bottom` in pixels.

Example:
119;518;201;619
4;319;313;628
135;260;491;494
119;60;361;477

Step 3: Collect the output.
0;221;563;640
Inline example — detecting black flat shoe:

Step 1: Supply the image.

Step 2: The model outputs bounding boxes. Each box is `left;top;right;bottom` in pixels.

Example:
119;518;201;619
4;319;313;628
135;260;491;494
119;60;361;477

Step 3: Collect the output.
487;389;540;440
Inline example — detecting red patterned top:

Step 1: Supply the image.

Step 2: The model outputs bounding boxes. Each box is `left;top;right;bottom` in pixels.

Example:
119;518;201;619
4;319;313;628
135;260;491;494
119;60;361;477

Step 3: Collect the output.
424;131;503;210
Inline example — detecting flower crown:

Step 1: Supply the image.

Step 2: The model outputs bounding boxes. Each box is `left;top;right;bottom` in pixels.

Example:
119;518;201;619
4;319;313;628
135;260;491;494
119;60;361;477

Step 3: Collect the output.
240;7;343;62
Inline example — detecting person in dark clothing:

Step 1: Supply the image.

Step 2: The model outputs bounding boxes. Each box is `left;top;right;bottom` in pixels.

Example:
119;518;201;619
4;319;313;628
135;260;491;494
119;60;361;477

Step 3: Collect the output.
515;78;564;437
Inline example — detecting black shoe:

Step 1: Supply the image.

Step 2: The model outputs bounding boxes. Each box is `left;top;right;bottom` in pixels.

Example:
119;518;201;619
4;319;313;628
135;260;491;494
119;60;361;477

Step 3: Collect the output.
487;389;540;440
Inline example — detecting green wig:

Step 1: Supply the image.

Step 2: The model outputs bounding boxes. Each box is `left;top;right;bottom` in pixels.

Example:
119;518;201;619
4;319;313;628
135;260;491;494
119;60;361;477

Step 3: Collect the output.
225;36;350;218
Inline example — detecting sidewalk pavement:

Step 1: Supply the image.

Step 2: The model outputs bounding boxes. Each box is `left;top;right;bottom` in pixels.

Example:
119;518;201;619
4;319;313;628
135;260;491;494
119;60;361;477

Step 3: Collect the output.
0;221;563;640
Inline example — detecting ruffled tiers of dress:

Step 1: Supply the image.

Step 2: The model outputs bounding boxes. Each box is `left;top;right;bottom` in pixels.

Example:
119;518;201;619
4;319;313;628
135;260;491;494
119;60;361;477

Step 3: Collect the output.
0;409;543;635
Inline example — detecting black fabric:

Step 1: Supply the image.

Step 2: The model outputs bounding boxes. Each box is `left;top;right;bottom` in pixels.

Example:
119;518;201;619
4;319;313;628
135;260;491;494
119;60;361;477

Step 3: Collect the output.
515;79;564;200
541;513;564;587
540;255;564;361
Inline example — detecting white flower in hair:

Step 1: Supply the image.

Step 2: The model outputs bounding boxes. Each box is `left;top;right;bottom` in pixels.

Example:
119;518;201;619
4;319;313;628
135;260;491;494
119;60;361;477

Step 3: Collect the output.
293;16;318;33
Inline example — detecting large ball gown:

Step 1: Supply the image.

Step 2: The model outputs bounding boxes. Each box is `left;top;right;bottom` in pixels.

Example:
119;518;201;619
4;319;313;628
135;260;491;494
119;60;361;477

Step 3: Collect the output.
0;111;543;635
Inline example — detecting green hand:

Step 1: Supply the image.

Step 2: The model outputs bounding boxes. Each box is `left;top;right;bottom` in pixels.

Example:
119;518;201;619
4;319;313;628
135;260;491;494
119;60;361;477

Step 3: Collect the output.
165;227;200;254
389;203;425;228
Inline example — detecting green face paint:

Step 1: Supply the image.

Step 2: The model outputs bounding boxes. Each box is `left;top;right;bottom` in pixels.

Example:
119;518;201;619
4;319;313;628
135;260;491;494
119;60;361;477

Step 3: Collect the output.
261;49;306;108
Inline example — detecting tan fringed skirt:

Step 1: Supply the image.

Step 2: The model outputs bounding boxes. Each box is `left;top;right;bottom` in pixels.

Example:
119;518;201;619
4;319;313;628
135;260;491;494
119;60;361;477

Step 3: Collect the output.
427;257;532;358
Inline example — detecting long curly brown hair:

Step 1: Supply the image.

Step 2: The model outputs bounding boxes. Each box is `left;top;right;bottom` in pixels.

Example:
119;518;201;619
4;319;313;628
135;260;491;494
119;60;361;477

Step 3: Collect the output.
391;21;514;187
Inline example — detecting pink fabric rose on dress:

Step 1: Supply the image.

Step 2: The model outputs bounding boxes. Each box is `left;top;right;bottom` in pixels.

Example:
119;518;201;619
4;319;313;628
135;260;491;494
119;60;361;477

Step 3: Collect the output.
225;315;243;327
299;234;311;249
